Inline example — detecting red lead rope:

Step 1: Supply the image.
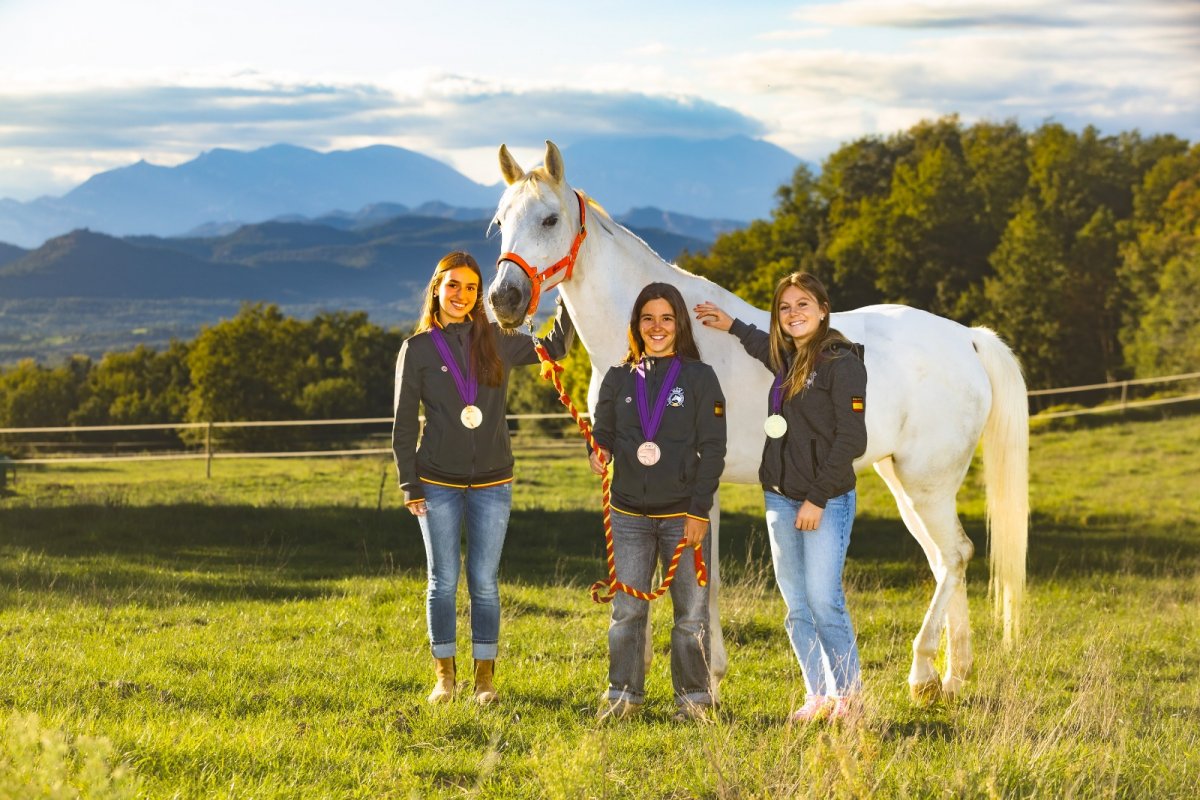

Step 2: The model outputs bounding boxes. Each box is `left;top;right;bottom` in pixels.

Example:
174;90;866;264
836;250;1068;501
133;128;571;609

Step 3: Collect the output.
532;342;708;604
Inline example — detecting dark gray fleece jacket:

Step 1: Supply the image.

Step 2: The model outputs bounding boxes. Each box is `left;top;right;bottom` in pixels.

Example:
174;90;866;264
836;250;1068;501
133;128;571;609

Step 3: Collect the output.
391;301;573;503
592;355;727;519
730;319;867;508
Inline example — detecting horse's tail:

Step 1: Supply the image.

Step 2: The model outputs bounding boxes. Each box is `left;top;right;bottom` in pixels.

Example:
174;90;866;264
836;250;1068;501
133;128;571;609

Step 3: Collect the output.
971;326;1029;646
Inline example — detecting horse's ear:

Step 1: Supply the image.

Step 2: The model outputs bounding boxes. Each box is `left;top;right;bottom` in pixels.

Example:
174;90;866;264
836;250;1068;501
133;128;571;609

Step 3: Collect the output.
544;140;565;184
498;144;525;185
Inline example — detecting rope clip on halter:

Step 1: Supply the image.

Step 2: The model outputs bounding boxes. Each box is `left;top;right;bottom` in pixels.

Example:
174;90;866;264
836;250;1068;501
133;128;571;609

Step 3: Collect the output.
497;190;588;319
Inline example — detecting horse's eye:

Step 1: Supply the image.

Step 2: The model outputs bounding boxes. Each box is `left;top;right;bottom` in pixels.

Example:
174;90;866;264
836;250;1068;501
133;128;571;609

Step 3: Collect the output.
542;214;558;228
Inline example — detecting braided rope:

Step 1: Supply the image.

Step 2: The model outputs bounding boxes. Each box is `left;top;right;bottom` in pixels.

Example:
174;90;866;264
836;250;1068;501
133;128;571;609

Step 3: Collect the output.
532;342;707;604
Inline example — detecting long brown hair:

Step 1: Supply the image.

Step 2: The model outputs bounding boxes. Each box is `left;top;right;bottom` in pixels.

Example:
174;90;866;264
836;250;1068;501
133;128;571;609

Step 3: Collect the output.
768;272;852;400
415;251;502;387
623;282;702;364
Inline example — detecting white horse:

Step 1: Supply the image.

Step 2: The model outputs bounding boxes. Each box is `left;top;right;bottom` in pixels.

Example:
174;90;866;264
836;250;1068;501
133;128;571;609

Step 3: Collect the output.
487;141;1028;702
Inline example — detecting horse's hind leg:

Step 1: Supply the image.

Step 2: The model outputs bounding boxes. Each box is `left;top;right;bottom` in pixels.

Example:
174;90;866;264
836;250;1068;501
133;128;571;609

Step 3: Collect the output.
874;457;973;702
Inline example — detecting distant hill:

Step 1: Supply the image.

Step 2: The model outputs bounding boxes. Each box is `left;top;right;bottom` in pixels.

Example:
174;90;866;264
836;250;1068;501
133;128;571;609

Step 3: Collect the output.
562;135;802;221
0;213;711;363
0;137;798;247
0;241;27;267
615;207;745;243
0;215;709;305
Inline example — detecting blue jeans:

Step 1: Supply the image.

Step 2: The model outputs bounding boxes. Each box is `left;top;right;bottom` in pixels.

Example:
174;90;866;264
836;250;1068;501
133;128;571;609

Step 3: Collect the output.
764;490;862;697
417;481;512;660
607;513;712;707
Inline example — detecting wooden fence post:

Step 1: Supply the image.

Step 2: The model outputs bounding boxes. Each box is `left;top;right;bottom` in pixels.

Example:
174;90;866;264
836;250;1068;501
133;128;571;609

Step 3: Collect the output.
205;422;213;479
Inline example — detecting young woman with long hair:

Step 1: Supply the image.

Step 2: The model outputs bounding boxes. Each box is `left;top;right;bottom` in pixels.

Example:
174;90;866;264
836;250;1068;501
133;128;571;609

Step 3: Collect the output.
694;272;867;722
392;250;573;705
589;282;727;722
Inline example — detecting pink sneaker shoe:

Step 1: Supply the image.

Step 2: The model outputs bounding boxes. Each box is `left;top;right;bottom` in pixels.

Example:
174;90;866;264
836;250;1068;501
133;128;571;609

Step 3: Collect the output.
828;695;861;722
788;695;831;723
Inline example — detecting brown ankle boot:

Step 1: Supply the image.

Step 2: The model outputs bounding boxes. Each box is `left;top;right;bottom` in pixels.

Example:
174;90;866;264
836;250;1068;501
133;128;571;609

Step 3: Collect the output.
427;656;455;704
473;659;498;705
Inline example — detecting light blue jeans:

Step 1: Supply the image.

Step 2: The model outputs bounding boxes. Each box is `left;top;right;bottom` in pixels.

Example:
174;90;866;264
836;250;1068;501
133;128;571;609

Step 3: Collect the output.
417;481;512;660
607;513;712;707
764;489;862;697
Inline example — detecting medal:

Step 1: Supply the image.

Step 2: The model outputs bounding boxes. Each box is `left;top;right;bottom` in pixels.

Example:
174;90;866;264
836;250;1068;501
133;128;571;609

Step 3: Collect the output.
634;357;683;468
765;369;787;438
764;414;787;438
429;327;481;429
637;441;661;465
460;405;483;429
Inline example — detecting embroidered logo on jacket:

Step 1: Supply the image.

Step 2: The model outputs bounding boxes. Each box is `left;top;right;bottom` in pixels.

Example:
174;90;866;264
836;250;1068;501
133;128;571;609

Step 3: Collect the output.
851;396;865;413
667;387;685;407
714;400;724;417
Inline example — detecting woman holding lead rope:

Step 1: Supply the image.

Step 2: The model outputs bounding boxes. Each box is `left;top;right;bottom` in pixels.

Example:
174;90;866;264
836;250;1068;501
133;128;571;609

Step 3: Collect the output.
589;282;726;722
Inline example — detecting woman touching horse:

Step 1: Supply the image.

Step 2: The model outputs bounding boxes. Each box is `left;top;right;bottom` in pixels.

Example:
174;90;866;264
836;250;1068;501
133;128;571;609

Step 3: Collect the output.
696;272;867;722
392;251;574;705
591;282;727;722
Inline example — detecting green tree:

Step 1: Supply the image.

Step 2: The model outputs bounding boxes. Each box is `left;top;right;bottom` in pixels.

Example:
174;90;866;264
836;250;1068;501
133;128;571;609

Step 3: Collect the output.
186;303;307;446
984;124;1138;386
1122;146;1200;376
71;342;190;427
0;356;91;429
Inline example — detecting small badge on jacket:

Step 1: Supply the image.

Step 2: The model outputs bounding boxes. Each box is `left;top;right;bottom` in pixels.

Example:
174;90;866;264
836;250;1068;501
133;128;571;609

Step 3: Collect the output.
851;396;865;413
713;400;724;417
668;387;685;407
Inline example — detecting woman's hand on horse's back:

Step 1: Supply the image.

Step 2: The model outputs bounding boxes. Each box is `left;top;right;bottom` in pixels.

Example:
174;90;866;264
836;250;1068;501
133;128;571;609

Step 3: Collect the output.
694;301;733;332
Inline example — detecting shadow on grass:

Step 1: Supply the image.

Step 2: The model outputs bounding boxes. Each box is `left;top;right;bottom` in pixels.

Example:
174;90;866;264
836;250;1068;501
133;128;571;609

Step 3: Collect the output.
1;502;1196;607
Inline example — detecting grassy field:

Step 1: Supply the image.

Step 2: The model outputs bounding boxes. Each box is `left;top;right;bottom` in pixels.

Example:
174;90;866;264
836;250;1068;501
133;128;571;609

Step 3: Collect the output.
1;412;1198;798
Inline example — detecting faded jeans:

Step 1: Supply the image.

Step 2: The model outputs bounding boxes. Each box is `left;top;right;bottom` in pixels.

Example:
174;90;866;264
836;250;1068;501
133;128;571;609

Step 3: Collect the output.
417;481;512;660
764;489;862;697
607;512;712;707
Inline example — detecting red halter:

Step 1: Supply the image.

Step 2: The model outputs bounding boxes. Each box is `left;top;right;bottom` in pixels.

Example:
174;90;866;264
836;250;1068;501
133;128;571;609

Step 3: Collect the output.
496;190;588;318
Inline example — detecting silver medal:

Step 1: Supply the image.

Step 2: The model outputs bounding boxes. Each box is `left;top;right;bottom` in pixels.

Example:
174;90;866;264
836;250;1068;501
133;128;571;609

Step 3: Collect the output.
636;441;661;466
764;414;788;438
460;405;483;429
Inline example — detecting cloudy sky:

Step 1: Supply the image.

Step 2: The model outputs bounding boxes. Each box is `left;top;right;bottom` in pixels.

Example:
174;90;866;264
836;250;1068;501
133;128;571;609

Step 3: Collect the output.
1;0;1196;201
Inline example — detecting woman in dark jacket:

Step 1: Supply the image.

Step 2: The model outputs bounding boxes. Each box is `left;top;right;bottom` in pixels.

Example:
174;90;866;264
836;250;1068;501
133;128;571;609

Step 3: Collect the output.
590;282;726;722
695;272;866;722
392;251;573;705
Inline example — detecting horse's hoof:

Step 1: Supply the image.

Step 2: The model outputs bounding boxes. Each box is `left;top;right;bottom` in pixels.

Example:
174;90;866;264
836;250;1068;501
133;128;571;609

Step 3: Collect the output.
909;676;942;705
941;675;965;701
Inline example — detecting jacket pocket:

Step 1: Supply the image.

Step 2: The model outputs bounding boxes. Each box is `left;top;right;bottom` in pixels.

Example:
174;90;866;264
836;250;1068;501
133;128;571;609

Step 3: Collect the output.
810;438;820;477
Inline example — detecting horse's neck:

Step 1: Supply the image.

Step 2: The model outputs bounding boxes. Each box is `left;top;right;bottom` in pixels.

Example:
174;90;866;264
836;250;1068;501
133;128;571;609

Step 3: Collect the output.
559;210;762;369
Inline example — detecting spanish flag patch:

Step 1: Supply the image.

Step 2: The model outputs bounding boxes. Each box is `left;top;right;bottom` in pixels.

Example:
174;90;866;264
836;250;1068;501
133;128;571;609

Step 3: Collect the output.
851;396;865;413
714;400;724;417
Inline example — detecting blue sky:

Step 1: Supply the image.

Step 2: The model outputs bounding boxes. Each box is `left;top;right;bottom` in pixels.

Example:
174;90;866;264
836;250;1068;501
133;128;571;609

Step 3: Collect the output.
0;0;1196;200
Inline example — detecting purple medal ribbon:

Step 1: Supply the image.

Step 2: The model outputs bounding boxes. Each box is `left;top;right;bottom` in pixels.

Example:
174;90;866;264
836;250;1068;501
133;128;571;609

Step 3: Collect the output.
770;369;786;414
429;327;478;408
635;357;683;445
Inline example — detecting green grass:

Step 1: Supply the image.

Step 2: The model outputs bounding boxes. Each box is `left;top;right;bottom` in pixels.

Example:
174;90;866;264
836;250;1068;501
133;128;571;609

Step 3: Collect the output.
1;414;1198;798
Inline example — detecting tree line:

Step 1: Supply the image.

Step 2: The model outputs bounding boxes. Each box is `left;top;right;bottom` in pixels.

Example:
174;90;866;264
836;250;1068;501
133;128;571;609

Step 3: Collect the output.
1;117;1196;436
678;116;1198;390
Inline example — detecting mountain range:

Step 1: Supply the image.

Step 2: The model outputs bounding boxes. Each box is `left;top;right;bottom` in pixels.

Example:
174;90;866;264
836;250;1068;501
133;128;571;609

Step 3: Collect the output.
0;136;800;248
0;211;711;363
0;135;800;363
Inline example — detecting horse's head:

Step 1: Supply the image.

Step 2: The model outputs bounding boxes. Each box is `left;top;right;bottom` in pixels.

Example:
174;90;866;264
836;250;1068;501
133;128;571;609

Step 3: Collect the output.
487;140;587;329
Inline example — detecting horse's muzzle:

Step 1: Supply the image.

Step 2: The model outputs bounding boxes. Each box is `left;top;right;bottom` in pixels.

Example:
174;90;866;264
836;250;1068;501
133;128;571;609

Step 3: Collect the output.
487;266;531;329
